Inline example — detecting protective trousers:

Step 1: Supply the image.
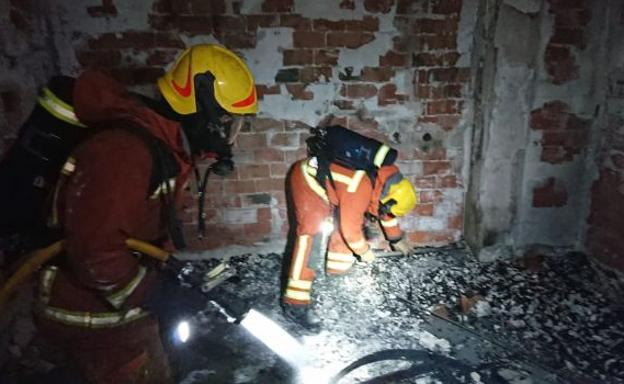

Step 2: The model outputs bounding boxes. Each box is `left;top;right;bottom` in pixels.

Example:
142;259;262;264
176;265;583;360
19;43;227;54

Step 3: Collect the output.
283;162;358;306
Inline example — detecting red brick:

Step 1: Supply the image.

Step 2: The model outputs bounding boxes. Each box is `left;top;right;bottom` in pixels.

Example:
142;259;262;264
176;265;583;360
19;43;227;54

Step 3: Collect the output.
146;49;177;66
178;16;213;34
378;83;408;106
280;14;311;30
555;9;591;27
283;49;314;65
220;32;257;48
300;66;332;82
431;0;462;14
611;152;624;169
417;35;456;50
262;0;293;12
211;16;244;32
413;18;458;34
361;67;395;82
270;132;300;147
416;69;429;83
76;49;122;68
256;84;281;99
414;176;436;189
87;2;118;17
239;164;271;179
414;204;434;216
550;27;584;48
413;52;460;67
429;84;462;99
345;16;380;32
541;146;568;163
255;177;287;192
225;180;256;194
293;31;326;48
364;0;394;13
255;148;286;162
315;49;340;65
191;0;226;13
327;32;375;49
237;133;267;149
408;230;455;245
548;0;586;12
313;19;346;31
380;50;409;67
270;163;290;177
436;175;457;188
426;100;459;115
414;147;447;160
247;14;279;30
285;84;314;100
340;84;378;99
448;212;463;230
423;161;451;175
252;118;285;132
532;177;568;207
545;44;579;85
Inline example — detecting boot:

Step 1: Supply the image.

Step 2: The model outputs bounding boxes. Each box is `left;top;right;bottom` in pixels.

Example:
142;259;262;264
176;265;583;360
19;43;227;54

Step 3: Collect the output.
282;304;322;332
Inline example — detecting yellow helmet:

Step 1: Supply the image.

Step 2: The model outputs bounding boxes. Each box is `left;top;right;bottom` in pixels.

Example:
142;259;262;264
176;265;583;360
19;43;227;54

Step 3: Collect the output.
157;44;257;116
380;177;418;217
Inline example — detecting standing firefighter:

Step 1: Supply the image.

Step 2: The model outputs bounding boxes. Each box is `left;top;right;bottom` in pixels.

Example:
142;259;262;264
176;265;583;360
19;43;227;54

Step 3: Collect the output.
282;125;418;330
19;44;256;383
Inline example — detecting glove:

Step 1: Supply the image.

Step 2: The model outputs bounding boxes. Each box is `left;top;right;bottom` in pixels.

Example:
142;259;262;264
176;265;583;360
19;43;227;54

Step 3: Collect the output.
390;237;413;256
359;248;376;263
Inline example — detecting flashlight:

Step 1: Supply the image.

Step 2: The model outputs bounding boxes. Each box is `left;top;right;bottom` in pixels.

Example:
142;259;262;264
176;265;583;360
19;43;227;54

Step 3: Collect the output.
320;218;335;235
175;320;192;343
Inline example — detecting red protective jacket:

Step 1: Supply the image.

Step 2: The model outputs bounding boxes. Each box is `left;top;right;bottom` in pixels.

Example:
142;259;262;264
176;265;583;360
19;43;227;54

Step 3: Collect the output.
41;70;193;317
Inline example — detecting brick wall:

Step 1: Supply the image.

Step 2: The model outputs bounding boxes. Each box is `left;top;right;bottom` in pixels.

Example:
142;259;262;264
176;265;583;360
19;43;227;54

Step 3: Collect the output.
0;0;471;251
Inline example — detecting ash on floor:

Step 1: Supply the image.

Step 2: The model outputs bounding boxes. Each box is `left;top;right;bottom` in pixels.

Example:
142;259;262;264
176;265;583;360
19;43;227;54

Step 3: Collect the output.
175;246;624;384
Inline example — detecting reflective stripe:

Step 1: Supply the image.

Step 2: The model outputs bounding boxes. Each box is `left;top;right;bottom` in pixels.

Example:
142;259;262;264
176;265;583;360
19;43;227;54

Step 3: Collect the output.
61;157;76;175
301;162;329;202
105;266;147;309
36;305;149;328
326;260;353;271
37;87;85;127
287;278;313;290
284;288;311;302
327;251;355;262
291;235;310;281
331;172;353;185
347;170;366;193
304;159;354;186
374;145;390;167
39;266;58;305
348;238;368;251
380;218;399;227
150;177;177;199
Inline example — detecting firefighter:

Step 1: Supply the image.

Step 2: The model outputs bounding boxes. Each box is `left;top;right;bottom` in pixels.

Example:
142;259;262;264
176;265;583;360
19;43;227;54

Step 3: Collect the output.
33;44;257;383
282;141;418;330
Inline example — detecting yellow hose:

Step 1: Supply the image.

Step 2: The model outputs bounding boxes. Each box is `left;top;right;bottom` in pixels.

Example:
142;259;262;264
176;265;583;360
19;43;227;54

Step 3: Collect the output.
0;238;171;311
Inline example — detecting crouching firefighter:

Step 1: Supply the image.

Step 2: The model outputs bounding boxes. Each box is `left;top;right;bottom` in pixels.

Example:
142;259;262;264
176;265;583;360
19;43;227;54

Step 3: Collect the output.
282;125;418;330
17;44;257;383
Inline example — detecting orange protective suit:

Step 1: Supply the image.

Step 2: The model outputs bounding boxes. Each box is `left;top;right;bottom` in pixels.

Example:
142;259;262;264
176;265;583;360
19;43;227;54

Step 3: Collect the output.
283;157;405;306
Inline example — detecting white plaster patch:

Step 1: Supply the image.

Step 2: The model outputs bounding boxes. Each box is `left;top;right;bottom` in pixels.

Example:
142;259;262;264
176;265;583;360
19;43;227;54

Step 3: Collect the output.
259;83;340;126
242;28;293;85
223;208;258;225
337;32;397;69
457;0;479;67
503;0;542;15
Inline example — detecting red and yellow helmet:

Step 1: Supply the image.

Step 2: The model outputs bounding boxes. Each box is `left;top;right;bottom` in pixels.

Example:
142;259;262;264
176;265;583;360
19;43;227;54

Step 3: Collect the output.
158;44;257;116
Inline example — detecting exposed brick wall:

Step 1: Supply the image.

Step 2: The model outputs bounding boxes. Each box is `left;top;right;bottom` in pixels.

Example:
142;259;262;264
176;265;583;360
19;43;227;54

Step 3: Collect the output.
0;0;471;251
544;0;590;84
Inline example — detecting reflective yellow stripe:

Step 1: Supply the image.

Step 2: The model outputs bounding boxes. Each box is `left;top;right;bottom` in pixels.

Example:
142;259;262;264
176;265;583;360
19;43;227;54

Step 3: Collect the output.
381;218;399;227
105;266;147;309
374;145;390;167
326;260;353;271
61;157;76;175
331;172;352;185
327;251;355;262
39;266;58;305
37;88;85;127
291;235;310;281
348;170;366;193
284;289;311;302
36;304;149;328
349;238;367;251
301;162;329;203
287;278;313;290
150;177;177;199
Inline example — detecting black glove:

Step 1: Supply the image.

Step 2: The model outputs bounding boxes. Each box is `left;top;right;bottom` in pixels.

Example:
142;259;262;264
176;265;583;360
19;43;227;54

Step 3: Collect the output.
143;271;207;326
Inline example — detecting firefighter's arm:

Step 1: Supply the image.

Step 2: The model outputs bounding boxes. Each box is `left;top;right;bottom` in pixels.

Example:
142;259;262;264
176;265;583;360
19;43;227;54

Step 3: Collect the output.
62;132;156;309
338;176;375;261
379;213;412;256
